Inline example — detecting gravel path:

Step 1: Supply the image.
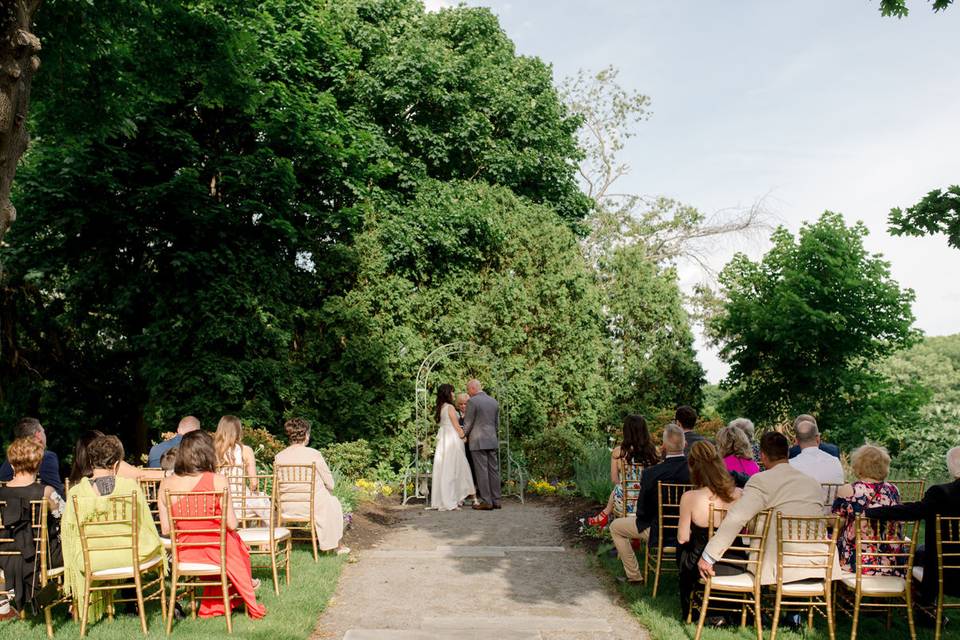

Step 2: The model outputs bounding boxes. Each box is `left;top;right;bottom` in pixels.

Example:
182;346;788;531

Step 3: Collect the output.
313;500;649;640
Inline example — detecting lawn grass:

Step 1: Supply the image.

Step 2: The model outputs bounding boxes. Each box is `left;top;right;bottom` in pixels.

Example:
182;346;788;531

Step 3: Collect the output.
594;544;959;640
0;548;344;640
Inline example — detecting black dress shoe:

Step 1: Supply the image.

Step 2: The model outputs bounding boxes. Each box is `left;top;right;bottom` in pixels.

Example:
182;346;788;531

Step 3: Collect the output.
493;503;502;509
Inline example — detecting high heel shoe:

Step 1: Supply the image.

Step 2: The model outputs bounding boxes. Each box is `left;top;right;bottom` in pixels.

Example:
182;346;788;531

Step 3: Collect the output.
587;511;609;527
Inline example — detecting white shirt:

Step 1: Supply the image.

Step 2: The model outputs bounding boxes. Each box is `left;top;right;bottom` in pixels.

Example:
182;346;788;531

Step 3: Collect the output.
789;445;844;506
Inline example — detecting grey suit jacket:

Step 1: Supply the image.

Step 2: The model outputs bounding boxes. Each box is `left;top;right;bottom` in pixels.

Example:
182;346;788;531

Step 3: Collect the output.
463;392;499;451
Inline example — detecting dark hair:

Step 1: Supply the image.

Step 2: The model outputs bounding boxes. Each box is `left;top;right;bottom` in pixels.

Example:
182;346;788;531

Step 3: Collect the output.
13;417;42;440
675;405;698;430
284;417;311;444
69;429;106;485
618;415;659;466
87;435;124;470
160;447;179;472
174;430;216;475
434;384;455;423
759;431;789;462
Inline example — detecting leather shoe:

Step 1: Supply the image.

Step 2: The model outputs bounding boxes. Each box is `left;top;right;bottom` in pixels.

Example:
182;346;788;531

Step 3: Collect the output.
493;503;502;509
615;576;643;585
472;502;494;511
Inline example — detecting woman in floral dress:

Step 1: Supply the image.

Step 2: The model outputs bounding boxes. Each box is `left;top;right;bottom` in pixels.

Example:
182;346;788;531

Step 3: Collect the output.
831;444;904;574
587;415;660;527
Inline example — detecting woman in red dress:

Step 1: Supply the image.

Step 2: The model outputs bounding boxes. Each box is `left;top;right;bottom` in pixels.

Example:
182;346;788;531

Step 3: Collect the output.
159;430;266;619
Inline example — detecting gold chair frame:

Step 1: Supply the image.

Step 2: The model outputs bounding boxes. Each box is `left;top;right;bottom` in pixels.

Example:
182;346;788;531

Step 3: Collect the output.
164;488;233;634
838;515;919;640
643;481;693;597
234;472;292;595
821;483;844;510
693;506;773;640
29;499;71;637
769;513;841;640
893;479;925;504
139;478;162;527
925;515;960;640
73;492;167;636
274;464;319;561
616;460;645;519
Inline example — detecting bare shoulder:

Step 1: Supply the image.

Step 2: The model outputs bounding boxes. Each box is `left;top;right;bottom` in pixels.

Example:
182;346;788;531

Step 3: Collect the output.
611;445;622;459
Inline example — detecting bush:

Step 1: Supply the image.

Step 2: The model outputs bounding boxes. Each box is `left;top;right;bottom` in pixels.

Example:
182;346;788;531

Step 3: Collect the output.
244;427;286;466
522;426;586;480
321;439;375;480
574;442;614;505
331;465;358;514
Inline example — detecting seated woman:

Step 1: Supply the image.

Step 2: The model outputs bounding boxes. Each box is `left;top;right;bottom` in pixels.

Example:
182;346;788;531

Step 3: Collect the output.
716;425;760;478
587;415;660;528
213;416;270;521
274;418;349;555
676;441;743;621
62;435;164;622
158;430;266;619
0;437;63;620
832;443;904;575
69;430;165;486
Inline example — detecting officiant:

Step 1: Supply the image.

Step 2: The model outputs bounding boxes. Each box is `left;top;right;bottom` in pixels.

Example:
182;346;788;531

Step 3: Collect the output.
456;392;479;502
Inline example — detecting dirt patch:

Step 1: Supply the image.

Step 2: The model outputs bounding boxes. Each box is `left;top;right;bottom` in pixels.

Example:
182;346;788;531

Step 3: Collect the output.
342;495;405;551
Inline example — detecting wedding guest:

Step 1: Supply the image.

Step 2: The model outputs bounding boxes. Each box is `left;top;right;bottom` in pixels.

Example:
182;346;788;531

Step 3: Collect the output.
160;448;178;476
676;405;706;454
728;418;761;468
158;430;266;619
831;444;904;574
677;441;743;621
698;431;838;586
610;423;689;583
789;420;844;503
587;415;660;527
787;414;840;459
0;417;63;497
866;446;960;604
716;425;760;478
214;415;258;490
274;418;349;554
455;393;469;426
69;430;165;485
147;416;200;468
62;435;163;623
0;437;64;619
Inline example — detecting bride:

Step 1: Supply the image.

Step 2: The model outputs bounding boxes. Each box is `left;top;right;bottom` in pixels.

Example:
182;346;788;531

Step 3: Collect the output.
430;383;476;510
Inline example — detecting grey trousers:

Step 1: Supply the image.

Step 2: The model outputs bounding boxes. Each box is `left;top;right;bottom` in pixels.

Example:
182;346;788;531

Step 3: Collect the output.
471;448;501;506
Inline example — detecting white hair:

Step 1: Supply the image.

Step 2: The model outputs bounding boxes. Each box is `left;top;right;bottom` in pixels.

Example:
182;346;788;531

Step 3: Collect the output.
663;423;685;454
727;417;755;440
947;447;960;479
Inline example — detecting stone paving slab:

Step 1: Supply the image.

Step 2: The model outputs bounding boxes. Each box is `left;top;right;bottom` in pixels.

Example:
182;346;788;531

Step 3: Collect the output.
422;615;612;632
344;630;542;640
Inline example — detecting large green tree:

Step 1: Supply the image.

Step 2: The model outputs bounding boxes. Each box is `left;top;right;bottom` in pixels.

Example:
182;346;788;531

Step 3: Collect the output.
709;212;920;448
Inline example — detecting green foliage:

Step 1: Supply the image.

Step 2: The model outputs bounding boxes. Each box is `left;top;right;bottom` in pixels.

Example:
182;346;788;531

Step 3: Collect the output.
574;442;615;505
879;0;953;17
243;427;286;471
709;212;921;450
889;185;960;249
322;439;375;480
522;424;587;480
330;465;358;514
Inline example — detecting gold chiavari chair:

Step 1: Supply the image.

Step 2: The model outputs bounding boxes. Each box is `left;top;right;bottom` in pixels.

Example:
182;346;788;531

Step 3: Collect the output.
694;507;773;640
274;464;319;562
28;499;70;637
164;489;232;634
73;492;166;636
920;515;960;640
838;515;919;640
770;513;841;640
235;473;292;595
616;460;645;519
139;478;162;526
893;479;925;504
821;483;844;511
644;481;693;597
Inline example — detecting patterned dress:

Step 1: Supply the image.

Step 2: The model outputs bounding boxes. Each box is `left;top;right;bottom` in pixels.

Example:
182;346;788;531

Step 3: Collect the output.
832;481;905;575
613;459;645;517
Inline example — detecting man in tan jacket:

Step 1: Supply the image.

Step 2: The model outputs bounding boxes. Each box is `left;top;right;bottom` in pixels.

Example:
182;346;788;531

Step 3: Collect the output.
698;431;840;585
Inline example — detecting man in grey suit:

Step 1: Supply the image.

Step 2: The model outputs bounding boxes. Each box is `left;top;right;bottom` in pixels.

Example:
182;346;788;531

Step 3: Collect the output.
462;379;501;510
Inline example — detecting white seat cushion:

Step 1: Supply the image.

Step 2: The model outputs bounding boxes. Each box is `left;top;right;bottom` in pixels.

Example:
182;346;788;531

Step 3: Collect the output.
92;554;163;578
840;572;907;595
239;527;291;544
781;578;826;596
710;572;755;590
46;566;64;578
280;512;310;521
913;566;924;582
176;562;221;574
159;536;171;549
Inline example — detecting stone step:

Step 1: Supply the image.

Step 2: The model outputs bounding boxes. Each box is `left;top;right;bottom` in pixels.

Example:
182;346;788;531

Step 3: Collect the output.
344;630;541;640
368;545;566;559
422;615;613;633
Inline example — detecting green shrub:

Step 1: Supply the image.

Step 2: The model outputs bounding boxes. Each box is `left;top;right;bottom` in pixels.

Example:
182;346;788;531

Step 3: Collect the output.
322;439;375;480
331;465;357;514
244;427;286;466
574;442;614;505
522;426;586;480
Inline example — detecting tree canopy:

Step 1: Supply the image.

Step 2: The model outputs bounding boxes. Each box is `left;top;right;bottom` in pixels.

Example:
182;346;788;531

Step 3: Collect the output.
889;185;960;249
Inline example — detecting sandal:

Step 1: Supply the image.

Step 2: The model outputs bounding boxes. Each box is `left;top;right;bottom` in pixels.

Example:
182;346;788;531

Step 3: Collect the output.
587;511;610;527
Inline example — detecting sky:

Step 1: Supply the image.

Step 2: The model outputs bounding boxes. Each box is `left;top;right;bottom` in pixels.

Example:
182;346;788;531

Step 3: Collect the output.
425;0;960;382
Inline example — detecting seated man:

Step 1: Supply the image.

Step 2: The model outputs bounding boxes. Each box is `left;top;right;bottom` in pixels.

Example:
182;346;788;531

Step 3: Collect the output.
698;431;838;586
787;414;840;459
866;446;960;605
147;415;200;468
0;417;63;497
610;423;690;583
789;419;844;510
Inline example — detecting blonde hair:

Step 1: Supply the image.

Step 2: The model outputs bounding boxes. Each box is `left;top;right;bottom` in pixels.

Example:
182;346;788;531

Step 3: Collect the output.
716;425;752;459
688;441;737;503
850;444;891;480
6;437;44;475
213;415;243;466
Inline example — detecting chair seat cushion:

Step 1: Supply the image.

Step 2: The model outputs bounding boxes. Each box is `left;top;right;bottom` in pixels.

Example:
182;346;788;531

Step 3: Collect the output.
913;566;924;582
710;571;755;590
159;536;171;549
781;578;826;596
92;554;163;578
176;561;221;574
239;527;291;543
46;566;64;578
840;572;907;594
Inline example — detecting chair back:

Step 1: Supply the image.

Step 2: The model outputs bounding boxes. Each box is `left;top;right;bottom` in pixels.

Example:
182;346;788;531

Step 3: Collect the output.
656;482;693;546
708;504;772;580
893;479;925;503
820;483;844;508
618;460;645;518
217;464;246;499
233;473;276;529
852;515;917;582
163;489;227;569
72;492;142;576
776;513;840;585
274;464;316;522
139;478;162;526
936;515;960;587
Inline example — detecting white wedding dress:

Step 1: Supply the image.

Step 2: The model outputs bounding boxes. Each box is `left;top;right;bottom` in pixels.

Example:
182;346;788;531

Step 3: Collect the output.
430;403;476;510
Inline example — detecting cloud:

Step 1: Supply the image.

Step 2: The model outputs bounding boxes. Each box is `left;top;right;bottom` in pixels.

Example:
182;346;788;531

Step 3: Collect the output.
423;0;453;12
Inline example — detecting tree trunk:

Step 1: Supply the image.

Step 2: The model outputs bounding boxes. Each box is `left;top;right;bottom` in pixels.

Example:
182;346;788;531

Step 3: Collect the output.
0;0;42;242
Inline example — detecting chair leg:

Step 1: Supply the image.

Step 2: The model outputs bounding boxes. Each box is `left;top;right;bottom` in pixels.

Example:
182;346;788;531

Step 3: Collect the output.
826;591;836;640
694;582;711;640
271;544;281;596
285;537;292;585
770;589;782;640
311;524;319;562
850;592;862;640
44;602;54;638
133;570;148;634
754;594;762;640
652;547;663;598
222;574;233;634
158;566;167;625
79;578;91;638
906;589;917;640
166;571;178;635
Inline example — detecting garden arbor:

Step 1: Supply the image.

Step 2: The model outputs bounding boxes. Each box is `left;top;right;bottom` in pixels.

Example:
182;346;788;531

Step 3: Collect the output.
402;341;526;504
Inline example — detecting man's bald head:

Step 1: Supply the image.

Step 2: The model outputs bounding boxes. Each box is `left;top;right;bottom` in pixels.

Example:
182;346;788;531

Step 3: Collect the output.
663;423;685;455
467;379;482;397
795;420;819;447
793;414;817;429
177;416;201;434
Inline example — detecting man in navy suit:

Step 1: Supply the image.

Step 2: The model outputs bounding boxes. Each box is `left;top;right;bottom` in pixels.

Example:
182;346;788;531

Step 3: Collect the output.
0;417;63;496
787;414;840;459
